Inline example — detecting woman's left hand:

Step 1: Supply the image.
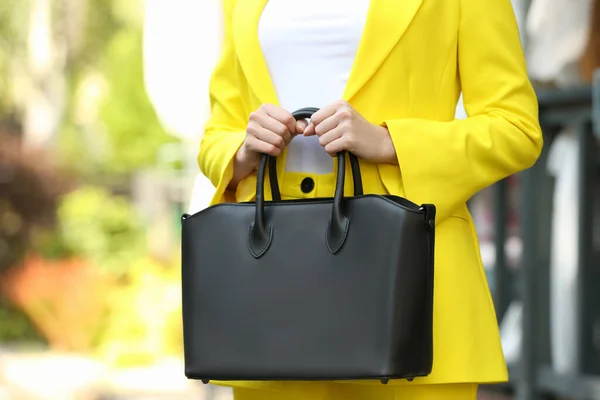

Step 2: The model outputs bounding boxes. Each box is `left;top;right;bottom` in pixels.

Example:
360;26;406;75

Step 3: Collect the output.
303;100;398;164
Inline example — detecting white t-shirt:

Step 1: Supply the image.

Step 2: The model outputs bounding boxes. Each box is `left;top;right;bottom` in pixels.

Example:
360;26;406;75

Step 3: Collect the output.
258;0;370;174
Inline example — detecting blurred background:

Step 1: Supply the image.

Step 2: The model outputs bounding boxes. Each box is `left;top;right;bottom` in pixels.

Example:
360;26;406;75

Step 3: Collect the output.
0;0;599;399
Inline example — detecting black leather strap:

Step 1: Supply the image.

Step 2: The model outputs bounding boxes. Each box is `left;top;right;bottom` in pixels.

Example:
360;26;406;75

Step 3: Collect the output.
326;152;350;254
268;156;280;201
348;152;363;196
252;151;352;257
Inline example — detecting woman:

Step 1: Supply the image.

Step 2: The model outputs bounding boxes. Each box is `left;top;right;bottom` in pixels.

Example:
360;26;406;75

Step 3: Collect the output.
198;0;543;398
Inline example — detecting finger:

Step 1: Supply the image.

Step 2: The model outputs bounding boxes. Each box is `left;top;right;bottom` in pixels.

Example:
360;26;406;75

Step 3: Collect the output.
309;102;340;126
295;119;309;135
246;135;282;157
250;126;286;149
303;122;316;136
314;114;340;137
318;126;344;148
324;137;347;156
262;104;296;134
259;117;293;144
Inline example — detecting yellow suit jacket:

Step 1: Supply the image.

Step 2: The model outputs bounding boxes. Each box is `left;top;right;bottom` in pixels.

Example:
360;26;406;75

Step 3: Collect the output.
198;0;542;389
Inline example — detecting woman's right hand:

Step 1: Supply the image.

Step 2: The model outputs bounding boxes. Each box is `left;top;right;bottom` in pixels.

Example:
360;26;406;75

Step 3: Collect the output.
230;104;305;189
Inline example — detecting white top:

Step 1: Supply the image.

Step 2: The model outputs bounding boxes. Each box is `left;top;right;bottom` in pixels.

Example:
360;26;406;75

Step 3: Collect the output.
258;0;370;174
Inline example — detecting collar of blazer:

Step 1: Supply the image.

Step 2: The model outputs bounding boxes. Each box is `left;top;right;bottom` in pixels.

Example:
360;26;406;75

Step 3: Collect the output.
232;0;424;105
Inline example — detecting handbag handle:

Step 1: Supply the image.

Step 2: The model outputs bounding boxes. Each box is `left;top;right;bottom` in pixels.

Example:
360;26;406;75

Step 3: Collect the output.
248;107;363;258
268;107;363;201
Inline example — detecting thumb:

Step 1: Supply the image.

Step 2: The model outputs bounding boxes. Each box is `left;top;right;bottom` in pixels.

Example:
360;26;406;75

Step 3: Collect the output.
303;122;316;136
295;119;309;135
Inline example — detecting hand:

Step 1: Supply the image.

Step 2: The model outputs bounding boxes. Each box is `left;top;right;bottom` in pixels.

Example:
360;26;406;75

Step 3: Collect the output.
230;104;306;189
304;100;397;164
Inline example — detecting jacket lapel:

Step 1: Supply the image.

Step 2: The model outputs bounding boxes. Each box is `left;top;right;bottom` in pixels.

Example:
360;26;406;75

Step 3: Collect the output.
343;0;424;101
231;0;424;105
232;0;279;105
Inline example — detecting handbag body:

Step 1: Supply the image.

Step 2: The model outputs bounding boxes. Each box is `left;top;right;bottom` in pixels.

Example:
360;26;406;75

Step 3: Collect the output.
181;108;436;384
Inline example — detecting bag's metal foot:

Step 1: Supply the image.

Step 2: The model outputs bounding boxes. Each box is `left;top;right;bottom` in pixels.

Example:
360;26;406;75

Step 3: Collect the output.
407;377;414;382
380;379;389;384
201;379;210;384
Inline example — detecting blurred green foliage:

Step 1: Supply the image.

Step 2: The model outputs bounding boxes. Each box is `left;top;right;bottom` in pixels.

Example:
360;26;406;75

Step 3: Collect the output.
3;184;181;355
98;31;176;172
77;0;123;68
0;0;29;112
35;185;145;276
57;0;176;176
0;298;45;344
0;0;183;355
98;256;183;367
0;0;177;175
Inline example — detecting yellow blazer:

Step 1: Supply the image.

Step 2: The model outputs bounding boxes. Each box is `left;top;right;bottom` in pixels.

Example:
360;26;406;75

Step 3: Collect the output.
198;0;542;390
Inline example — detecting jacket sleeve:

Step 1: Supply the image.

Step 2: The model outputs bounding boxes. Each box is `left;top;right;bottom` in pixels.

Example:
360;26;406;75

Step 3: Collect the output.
198;0;248;205
381;0;543;223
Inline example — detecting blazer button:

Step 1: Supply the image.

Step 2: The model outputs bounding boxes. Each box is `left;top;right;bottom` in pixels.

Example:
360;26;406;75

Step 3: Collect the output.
300;177;315;194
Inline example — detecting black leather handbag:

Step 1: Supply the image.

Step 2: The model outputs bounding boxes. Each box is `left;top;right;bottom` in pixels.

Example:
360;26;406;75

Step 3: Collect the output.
181;107;436;384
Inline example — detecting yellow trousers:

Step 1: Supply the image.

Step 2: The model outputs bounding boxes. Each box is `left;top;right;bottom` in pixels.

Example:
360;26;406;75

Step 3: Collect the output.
233;382;478;400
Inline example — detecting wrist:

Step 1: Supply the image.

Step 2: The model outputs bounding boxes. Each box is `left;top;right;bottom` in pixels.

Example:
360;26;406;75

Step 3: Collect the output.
377;125;398;164
235;143;259;171
229;143;259;191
